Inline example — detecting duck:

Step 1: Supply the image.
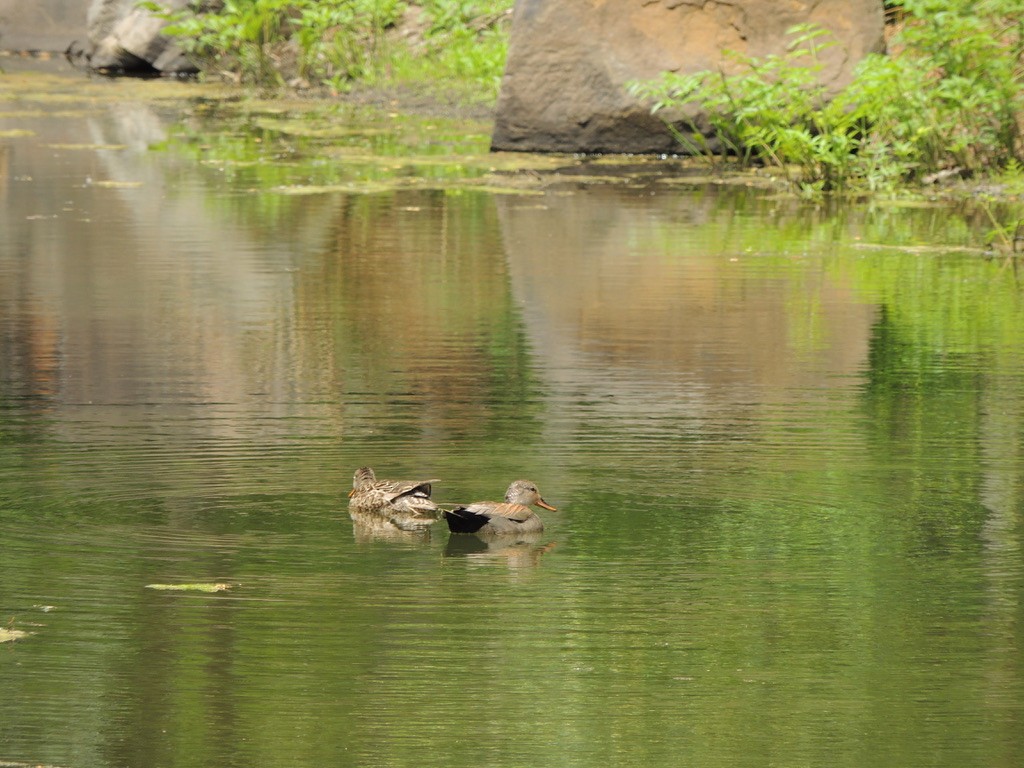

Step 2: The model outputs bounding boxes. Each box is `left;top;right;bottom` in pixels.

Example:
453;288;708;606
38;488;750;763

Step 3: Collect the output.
443;480;557;536
348;466;441;531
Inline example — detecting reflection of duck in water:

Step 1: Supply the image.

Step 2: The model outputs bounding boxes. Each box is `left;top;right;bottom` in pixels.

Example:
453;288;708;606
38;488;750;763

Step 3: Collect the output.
443;480;556;536
444;530;558;567
350;512;434;544
348;466;441;532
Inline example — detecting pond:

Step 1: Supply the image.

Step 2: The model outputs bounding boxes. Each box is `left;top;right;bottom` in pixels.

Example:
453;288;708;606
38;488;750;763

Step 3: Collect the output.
2;59;1023;768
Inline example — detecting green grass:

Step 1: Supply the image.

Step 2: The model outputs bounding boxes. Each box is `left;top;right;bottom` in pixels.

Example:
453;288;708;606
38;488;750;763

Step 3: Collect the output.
144;0;513;103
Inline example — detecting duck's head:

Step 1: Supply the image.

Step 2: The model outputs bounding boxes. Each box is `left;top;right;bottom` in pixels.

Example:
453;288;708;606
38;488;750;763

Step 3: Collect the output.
504;480;557;511
349;466;376;497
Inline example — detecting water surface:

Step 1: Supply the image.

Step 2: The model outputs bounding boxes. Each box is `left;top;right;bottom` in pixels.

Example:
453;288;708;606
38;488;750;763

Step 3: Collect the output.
2;60;1023;768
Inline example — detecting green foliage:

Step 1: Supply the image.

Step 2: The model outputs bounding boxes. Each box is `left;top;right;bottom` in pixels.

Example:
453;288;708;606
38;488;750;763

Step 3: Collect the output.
145;0;511;96
630;1;1024;195
847;0;1024;185
380;0;510;101
628;24;866;194
147;0;405;86
294;0;404;86
430;25;506;81
420;0;492;33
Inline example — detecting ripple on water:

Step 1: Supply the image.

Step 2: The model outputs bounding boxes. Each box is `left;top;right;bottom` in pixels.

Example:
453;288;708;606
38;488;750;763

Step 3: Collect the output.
2;64;1024;767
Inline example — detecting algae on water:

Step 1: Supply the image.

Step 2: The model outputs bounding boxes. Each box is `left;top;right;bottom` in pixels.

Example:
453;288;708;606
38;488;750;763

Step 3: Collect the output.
145;583;233;593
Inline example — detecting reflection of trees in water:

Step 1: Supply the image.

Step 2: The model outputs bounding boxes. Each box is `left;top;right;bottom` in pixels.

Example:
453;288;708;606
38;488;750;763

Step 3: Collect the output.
3;93;1024;767
294;189;544;445
496;188;1024;674
862;303;1024;706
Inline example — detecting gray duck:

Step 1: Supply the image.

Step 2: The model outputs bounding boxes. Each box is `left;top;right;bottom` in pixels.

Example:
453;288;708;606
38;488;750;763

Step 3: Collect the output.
443;480;556;536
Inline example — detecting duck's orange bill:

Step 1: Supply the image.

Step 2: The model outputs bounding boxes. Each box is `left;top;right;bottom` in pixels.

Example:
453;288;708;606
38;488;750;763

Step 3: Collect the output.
538;499;557;511
348;489;356;497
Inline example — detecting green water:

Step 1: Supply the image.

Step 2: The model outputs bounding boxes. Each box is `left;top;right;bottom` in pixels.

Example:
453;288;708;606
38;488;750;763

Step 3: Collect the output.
2;61;1023;768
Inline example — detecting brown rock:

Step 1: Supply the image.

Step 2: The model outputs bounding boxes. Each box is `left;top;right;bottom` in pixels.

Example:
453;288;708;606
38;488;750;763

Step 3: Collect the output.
491;0;885;154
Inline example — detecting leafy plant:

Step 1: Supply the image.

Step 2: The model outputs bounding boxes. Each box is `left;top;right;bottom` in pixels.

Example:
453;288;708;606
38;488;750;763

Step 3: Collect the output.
144;0;405;87
845;0;1024;187
298;0;408;86
397;0;511;100
628;24;865;194
630;1;1024;195
143;0;512;97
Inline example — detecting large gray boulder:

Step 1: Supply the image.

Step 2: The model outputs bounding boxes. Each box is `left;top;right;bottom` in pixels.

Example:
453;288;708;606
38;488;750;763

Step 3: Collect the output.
86;0;197;73
0;0;197;72
0;0;87;52
491;0;886;153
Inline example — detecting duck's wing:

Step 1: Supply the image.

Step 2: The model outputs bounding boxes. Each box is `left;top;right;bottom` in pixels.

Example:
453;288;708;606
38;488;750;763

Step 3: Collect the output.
445;502;539;535
380;479;439;503
463;501;533;523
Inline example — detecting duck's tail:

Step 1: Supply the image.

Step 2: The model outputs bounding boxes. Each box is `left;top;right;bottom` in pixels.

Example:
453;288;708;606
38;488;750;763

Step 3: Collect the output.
443;507;490;534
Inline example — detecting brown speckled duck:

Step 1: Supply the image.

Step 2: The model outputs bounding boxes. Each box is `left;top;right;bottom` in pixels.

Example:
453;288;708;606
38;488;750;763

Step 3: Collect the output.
443;480;556;536
348;466;441;531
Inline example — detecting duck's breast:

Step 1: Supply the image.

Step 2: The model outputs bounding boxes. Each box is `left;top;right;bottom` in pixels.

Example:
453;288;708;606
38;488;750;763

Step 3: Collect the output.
482;508;543;535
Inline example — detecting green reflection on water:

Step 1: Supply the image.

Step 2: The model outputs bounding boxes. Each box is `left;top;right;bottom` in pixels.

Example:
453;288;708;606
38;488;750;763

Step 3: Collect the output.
1;63;1024;768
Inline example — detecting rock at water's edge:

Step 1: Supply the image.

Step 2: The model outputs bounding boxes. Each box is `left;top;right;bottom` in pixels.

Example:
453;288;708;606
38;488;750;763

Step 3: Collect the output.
491;0;885;154
86;0;197;73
